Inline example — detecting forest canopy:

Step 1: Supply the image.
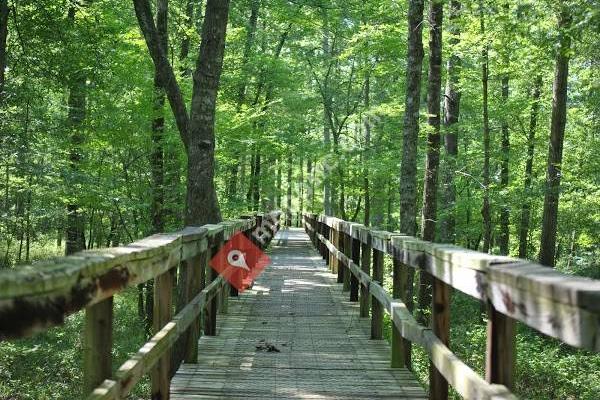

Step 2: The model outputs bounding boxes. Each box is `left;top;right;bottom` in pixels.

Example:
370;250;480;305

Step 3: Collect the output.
0;0;599;398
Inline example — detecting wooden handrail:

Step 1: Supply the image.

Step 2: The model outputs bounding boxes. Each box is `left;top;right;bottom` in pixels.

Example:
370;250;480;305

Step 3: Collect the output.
303;212;600;400
0;211;282;399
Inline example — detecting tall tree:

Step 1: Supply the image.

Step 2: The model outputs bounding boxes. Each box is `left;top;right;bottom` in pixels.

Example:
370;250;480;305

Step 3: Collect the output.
440;0;461;244
479;0;492;254
518;76;542;259
399;0;424;237
498;2;511;255
417;0;443;323
65;5;87;255
539;4;572;267
0;0;8;102
149;0;168;234
133;0;230;225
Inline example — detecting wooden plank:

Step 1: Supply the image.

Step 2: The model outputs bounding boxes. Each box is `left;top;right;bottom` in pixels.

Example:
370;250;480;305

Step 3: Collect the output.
391;259;407;369
371;248;384;340
430;278;450;400
342;228;352;292
170;228;427;400
152;270;174;400
350;235;360;302
183;251;207;363
360;228;371;318
485;301;516;390
0;213;273;340
83;297;113;395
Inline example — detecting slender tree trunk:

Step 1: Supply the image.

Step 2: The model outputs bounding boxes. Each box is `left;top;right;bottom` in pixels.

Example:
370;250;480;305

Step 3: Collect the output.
150;0;167;234
287;154;292;225
479;0;491;254
322;10;332;216
228;0;259;198
0;0;8;102
440;0;461;244
363;71;371;226
65;7;87;256
498;3;511;255
276;159;282;208
518;76;542;259
306;158;313;211
299;154;304;215
417;0;443;326
539;5;572;267
399;0;425;237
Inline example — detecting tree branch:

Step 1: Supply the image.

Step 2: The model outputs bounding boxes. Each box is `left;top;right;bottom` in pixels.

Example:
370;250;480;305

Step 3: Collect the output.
132;0;190;150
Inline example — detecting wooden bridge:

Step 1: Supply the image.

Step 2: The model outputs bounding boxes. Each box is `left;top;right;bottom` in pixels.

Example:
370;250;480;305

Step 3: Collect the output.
1;211;600;399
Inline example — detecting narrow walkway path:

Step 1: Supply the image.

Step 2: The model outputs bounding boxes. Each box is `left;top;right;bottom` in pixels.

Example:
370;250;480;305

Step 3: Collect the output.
171;227;427;399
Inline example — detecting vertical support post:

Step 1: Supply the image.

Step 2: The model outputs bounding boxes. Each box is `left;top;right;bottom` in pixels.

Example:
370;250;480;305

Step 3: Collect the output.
83;297;113;394
342;228;351;292
359;229;371;318
391;258;409;368
485;302;516;390
330;225;339;275
204;233;222;336
429;278;451;399
350;234;360;301
152;269;174;400
335;226;344;284
184;249;207;363
371;247;383;339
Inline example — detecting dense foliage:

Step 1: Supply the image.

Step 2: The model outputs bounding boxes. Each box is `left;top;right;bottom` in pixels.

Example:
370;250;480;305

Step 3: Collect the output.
0;0;598;399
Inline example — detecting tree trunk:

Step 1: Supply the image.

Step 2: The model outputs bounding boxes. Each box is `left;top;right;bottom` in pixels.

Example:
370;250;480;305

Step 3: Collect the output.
417;0;443;326
539;5;572;268
322;9;332;216
0;0;8;102
133;0;230;226
363;70;371;226
287;154;292;225
498;3;511;255
185;0;229;225
518;76;542;259
276;159;282;208
228;0;259;198
440;0;461;244
66;7;87;256
150;0;168;234
399;0;425;237
479;0;491;254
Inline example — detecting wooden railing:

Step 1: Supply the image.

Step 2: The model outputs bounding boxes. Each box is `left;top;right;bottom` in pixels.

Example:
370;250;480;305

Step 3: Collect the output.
0;211;281;399
303;213;600;400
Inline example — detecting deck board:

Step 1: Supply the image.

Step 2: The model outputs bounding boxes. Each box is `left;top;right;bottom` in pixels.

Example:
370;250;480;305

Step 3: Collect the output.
171;228;427;399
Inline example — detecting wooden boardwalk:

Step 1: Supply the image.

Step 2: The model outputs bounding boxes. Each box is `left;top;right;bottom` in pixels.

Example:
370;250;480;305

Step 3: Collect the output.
171;227;427;399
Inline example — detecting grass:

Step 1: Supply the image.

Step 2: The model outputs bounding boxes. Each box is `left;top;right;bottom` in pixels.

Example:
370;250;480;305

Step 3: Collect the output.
0;288;150;400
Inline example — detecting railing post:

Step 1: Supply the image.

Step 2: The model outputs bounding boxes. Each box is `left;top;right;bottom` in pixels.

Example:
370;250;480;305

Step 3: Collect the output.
184;249;207;363
322;223;329;264
391;258;408;369
429;278;451;399
371;247;383;339
204;232;223;336
359;229;371;318
83;297;113;394
330;224;339;277
350;231;360;302
485;301;516;390
151;269;174;399
342;226;351;292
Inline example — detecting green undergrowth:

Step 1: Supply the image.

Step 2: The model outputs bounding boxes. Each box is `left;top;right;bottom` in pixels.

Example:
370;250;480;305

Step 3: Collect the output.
0;288;150;400
381;258;600;400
